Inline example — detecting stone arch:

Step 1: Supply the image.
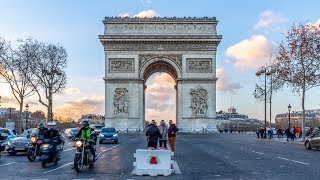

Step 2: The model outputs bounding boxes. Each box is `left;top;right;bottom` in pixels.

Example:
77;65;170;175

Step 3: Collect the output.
139;56;182;81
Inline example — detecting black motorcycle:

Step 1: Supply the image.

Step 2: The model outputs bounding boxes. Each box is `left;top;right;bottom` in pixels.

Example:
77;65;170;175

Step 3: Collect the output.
27;136;43;162
40;138;62;167
73;138;99;173
0;133;7;159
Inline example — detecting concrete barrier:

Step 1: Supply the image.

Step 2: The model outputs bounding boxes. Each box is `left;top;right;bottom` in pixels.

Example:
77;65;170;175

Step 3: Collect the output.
132;149;174;176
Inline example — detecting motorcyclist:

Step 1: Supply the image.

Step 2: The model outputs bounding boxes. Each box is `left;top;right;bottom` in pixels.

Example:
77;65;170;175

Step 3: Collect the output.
37;122;48;139
43;121;63;158
75;120;96;162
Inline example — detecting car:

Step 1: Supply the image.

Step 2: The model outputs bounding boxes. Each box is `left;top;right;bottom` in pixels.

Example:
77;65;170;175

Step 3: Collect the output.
99;127;118;144
65;128;80;140
6;128;37;155
305;129;320;150
0;128;16;141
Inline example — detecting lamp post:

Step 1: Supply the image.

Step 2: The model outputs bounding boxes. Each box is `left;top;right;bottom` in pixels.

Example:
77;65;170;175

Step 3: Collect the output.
256;66;275;138
288;104;291;129
25;103;29;130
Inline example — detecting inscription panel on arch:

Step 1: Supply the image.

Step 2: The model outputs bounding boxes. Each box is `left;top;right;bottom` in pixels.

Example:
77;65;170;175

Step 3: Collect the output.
109;58;134;73
187;58;212;73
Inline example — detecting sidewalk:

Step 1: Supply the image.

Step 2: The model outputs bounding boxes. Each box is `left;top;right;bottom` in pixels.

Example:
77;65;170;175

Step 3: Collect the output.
256;137;305;146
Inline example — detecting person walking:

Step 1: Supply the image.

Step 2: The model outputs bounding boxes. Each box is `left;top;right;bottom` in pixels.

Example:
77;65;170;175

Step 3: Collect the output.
145;120;161;149
168;120;179;156
158;120;168;148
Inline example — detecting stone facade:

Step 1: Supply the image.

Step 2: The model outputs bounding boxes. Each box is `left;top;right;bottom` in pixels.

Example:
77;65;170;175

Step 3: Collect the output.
100;17;221;132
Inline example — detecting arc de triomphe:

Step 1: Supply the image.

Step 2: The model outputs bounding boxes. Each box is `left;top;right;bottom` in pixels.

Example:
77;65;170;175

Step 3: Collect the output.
99;17;222;132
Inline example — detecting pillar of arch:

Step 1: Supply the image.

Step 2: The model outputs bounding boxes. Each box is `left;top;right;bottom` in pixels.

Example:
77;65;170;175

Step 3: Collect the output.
99;17;222;132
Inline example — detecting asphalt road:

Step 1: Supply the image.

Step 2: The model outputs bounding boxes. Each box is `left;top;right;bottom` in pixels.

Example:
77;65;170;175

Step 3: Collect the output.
0;133;320;180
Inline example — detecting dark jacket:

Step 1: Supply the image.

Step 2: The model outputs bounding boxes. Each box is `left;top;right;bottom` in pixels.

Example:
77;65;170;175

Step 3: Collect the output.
168;124;179;138
44;129;62;143
146;124;161;142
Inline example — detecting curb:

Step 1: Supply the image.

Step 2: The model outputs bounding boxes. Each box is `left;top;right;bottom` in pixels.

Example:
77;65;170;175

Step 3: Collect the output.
256;138;304;147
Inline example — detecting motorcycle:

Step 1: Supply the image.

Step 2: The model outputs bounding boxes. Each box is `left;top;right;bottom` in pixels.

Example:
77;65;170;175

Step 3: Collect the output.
73;137;99;173
40;137;62;168
27;136;43;162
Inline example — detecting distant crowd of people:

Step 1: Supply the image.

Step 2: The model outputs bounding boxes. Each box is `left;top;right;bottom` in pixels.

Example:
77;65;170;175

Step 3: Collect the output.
145;120;179;156
256;126;315;142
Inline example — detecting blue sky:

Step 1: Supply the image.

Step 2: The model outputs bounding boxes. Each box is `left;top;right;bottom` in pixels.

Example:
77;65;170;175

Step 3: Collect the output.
0;0;320;122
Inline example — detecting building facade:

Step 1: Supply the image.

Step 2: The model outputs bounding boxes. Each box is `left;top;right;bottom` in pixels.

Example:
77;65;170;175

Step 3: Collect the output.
275;109;320;129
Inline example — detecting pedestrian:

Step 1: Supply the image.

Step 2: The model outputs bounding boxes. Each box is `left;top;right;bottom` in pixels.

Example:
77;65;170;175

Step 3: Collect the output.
158;120;168;149
168;120;179;156
145;120;161;149
256;127;260;139
267;127;272;139
285;127;291;142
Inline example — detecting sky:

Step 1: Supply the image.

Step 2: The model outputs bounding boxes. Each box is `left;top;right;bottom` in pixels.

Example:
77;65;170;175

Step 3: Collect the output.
0;0;320;123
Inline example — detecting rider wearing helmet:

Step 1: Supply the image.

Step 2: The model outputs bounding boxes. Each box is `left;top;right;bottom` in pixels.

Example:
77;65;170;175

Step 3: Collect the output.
75;120;96;161
37;122;48;139
43;121;63;156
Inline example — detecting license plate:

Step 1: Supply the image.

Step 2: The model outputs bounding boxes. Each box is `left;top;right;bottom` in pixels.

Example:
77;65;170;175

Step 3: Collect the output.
15;147;24;150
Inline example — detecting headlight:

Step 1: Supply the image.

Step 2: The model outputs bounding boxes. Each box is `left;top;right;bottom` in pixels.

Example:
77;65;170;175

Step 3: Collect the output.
30;137;36;143
41;144;49;148
113;134;118;137
99;134;104;137
76;141;82;147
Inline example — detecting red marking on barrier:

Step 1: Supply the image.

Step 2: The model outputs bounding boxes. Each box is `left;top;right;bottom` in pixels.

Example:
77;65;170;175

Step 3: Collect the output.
149;156;158;164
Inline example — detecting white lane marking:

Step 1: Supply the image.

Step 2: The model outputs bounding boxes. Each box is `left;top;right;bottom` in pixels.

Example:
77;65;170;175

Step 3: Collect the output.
43;138;136;174
172;161;181;174
250;151;264;155
0;162;16;167
63;148;75;152
43;162;73;174
276;157;310;165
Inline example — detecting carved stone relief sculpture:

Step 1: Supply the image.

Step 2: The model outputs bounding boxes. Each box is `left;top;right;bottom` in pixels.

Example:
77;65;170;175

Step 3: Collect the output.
187;58;212;73
190;87;208;115
109;58;134;72
113;88;130;115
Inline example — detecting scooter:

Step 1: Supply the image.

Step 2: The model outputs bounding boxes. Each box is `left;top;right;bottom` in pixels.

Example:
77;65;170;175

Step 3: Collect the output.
40;138;62;168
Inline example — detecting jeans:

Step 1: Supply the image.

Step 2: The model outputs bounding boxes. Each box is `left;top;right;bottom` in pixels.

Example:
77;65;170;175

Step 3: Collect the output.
148;141;157;149
159;140;167;148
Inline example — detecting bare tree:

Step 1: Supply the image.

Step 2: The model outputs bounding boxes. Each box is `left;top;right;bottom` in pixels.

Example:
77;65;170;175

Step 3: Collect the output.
0;38;39;133
274;22;320;140
29;43;67;123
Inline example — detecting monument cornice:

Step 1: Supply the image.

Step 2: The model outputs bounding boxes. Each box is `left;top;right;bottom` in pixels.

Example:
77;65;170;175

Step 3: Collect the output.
103;17;218;23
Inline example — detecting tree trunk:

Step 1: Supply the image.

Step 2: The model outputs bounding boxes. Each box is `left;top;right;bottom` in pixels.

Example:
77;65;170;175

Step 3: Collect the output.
47;87;52;123
302;85;306;141
18;98;23;134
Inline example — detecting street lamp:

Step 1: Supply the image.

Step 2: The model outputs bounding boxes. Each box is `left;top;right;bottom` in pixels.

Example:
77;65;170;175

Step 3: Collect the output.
288;104;291;129
25;103;29;130
255;65;275;138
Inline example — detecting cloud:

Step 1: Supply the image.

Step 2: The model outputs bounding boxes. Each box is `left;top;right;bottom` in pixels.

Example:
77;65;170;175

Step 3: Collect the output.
118;10;159;18
53;96;104;120
145;73;175;122
225;35;276;70
254;11;287;29
216;68;242;93
64;88;81;95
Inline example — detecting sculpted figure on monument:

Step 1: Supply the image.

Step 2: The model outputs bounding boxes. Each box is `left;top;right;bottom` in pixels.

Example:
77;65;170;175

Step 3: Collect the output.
190;88;208;115
113;88;130;115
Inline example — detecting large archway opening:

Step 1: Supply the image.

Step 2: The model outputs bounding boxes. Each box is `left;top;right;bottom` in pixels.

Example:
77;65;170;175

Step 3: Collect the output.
143;61;177;128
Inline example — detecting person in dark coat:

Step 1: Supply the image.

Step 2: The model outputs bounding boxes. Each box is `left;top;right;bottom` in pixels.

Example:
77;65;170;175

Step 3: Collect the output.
145;120;161;149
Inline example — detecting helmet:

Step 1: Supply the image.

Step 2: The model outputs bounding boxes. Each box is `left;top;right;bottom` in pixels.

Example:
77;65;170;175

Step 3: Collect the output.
38;122;45;128
80;120;89;127
47;121;57;130
47;121;57;126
